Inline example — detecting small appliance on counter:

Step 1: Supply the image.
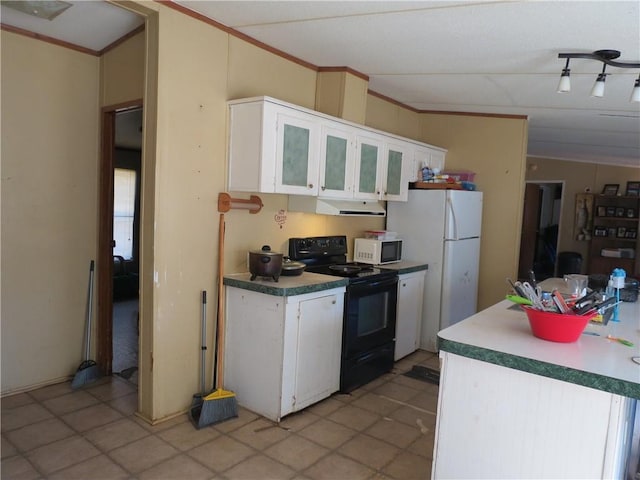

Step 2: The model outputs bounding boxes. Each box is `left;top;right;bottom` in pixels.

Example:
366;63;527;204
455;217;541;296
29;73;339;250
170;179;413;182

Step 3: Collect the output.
353;237;402;265
248;245;283;282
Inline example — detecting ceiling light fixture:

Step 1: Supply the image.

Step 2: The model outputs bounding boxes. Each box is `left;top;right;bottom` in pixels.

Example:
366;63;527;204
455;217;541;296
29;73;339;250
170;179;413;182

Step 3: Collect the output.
557;50;640;102
3;1;72;21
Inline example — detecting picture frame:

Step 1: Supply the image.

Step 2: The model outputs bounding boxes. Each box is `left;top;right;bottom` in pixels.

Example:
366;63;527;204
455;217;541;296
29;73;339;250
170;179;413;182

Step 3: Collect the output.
626;228;637;239
617;226;627;238
608;227;617;237
606;206;616;217
627;208;636;219
597;206;606;217
625;181;640;197
616;207;626;217
602;184;619;196
593;226;608;237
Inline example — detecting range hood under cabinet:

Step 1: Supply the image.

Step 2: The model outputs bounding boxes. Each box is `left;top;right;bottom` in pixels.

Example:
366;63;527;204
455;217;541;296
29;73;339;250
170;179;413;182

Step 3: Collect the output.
288;196;386;216
226;96;447;211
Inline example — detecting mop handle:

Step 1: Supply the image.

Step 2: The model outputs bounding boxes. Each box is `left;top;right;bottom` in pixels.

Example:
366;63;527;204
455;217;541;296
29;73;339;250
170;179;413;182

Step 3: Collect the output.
200;290;207;394
84;260;95;361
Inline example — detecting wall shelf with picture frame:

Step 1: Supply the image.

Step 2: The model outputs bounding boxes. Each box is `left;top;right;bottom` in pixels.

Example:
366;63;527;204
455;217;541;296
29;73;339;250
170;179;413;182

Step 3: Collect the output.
589;191;640;276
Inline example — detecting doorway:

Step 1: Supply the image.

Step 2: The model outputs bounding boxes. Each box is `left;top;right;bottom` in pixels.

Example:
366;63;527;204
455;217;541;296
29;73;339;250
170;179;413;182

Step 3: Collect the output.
112;108;142;381
97;103;142;380
518;182;563;282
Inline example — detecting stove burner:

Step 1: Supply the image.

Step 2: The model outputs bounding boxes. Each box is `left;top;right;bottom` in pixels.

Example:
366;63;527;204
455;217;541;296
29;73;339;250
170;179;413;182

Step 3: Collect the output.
329;264;363;277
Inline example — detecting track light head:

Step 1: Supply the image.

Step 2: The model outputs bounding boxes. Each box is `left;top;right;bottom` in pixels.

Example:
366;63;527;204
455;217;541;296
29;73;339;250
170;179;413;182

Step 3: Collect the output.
590;73;606;97
631;75;640;103
557;58;571;93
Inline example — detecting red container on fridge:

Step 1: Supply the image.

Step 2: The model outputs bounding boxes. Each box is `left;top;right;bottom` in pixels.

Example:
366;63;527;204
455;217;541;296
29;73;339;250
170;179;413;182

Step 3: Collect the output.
521;306;596;343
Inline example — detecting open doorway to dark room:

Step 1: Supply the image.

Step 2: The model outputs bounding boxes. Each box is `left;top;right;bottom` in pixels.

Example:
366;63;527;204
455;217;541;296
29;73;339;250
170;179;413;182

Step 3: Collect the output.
518;182;563;282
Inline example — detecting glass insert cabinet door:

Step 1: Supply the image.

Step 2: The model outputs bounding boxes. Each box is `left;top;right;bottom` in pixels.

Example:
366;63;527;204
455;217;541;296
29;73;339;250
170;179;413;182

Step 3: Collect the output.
354;135;383;200
275;112;319;195
319;124;355;198
382;142;410;201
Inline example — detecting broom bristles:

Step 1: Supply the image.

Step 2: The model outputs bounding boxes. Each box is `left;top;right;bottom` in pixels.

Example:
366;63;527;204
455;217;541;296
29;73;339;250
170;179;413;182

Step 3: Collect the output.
197;390;238;428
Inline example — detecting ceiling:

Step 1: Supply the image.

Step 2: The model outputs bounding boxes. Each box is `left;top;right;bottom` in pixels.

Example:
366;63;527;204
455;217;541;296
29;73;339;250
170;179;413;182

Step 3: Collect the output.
2;0;639;166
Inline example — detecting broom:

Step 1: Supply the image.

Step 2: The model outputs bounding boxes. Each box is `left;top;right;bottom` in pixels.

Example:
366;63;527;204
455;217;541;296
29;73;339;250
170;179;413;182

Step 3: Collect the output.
72;260;101;389
197;213;237;426
188;290;208;428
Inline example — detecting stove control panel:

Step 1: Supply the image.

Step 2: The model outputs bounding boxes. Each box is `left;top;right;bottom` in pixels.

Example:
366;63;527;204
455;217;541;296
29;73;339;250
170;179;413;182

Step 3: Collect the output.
289;235;347;260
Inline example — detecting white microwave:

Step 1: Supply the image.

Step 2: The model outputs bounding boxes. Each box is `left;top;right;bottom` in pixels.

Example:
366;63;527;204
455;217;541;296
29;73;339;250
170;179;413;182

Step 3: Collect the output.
353;238;402;265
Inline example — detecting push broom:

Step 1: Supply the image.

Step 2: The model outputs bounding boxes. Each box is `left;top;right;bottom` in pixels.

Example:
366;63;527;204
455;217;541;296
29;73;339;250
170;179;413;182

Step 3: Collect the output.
72;260;101;389
188;290;208;428
196;213;237;426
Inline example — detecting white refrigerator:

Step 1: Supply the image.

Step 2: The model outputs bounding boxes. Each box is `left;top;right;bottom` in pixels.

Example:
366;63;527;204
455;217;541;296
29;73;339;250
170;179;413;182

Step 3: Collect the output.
387;189;483;352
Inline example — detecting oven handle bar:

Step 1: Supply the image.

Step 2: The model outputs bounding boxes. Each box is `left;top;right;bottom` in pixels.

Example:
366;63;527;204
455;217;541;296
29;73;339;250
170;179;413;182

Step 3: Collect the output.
348;276;398;293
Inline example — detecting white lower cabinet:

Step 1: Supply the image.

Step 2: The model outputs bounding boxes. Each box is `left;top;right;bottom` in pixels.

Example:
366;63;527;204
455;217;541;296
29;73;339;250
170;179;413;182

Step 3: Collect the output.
225;286;345;422
394;271;426;361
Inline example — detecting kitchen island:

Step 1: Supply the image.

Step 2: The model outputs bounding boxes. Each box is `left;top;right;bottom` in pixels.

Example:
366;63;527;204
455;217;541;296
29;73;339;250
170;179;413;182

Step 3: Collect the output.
433;278;639;479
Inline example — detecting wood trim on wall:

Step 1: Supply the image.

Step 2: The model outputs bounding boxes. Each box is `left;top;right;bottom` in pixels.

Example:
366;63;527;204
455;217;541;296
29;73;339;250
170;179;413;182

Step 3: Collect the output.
96;99;143;375
158;0;319;71
1;23;101;56
318;66;369;82
97;109;116;375
99;24;145;55
367;88;529;120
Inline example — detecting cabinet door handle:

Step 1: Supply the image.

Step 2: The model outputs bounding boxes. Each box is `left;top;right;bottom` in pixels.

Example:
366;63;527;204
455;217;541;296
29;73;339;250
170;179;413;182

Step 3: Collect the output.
402;283;407;287
308;183;314;188
321;186;326;191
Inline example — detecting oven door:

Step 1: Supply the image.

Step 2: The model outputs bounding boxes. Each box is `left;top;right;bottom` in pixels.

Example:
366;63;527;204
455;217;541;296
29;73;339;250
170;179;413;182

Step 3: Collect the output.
343;275;398;358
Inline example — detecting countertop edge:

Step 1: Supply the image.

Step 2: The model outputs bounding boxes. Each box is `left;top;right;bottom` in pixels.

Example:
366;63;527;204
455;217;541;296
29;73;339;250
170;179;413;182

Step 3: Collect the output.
223;276;348;296
379;262;428;275
438;337;640;399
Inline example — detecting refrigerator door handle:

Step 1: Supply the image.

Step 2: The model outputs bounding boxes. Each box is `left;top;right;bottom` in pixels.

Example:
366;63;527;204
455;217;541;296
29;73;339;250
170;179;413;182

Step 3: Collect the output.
447;196;459;240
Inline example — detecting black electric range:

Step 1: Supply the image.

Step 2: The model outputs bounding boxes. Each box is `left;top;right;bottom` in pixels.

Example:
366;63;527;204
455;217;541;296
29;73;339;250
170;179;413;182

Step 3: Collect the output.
288;236;396;283
289;236;398;392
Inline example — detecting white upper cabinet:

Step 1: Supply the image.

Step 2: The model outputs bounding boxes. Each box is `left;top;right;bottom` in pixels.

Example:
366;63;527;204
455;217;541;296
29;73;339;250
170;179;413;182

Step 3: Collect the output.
228;99;320;195
275;112;320;195
381;141;411;201
354;135;412;202
318;122;356;198
227;97;446;201
354;133;384;200
411;145;447;182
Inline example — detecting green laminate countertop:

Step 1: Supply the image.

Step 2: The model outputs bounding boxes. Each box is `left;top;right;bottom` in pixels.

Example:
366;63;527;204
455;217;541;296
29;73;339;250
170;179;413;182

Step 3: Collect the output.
438;278;640;399
224;272;348;297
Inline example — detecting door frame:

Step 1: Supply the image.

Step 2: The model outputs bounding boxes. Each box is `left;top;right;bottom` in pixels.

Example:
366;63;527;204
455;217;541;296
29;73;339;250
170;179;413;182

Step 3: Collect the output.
518;180;565;281
97;100;143;374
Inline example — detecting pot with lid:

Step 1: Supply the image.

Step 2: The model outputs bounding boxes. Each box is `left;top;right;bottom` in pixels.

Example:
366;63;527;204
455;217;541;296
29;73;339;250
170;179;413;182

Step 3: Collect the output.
281;257;306;277
249;245;283;282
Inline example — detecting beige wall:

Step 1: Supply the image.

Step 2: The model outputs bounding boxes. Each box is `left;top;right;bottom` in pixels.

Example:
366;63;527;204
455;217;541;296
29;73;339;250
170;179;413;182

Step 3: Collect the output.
526;156;640;272
1;1;528;421
1;31;101;393
416;114;528;310
101;31;145;105
366;98;529;310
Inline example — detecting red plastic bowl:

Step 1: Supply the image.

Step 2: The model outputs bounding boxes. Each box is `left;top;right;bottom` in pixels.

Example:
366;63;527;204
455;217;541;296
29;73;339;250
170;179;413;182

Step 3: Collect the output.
522;306;595;343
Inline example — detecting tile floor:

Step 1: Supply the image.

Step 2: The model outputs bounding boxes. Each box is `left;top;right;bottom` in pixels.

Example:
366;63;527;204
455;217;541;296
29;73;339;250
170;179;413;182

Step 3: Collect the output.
1;350;440;480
